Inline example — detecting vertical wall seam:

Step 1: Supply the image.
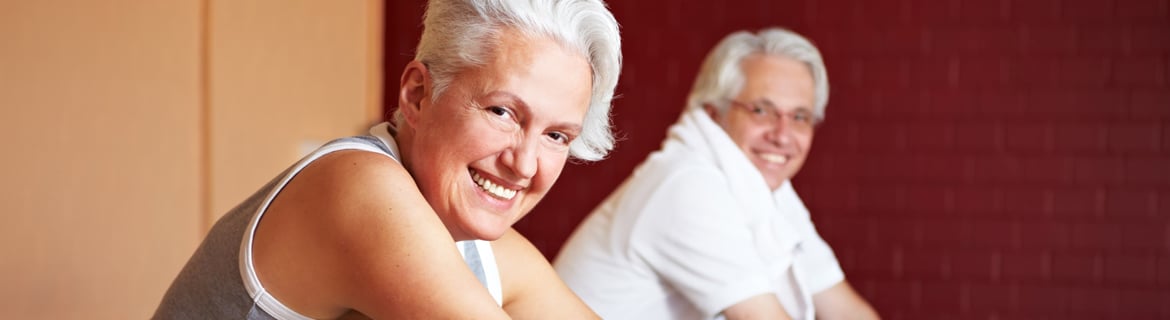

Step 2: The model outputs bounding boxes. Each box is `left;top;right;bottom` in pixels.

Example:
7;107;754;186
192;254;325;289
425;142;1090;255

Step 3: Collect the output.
367;0;385;126
199;0;214;235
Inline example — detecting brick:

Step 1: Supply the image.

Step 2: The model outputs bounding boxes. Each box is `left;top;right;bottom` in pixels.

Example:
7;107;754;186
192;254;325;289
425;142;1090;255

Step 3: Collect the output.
1129;25;1170;55
1070;222;1121;249
921;220;971;247
870;279;918;310
954;187;999;216
866;90;922;115
1165;125;1170;152
1117;288;1165;318
904;123;953;151
1050;187;1104;217
1103;254;1158;285
1002;251;1050;280
976;92;1026;115
1058;58;1112;87
1020;26;1078;54
960;58;1010;87
1063;0;1116;22
874;219;920;245
1109;122;1162;153
911;57;958;89
1004;122;1052;153
958;0;1011;23
1066;286;1119;314
1012;0;1062;22
1078;26;1130;56
1113;58;1167;88
1124;157;1170;184
842;28;928;57
1001;187;1048;216
858;184;903;213
807;0;863;26
1010;58;1061;88
1074;157;1126;184
854;248;901;278
1117;223;1167;249
859;58;910;90
1052;252;1101;283
901;249;950;279
903;185;953;215
968;223;1015;252
952;248;998;279
1105;188;1158;218
1116;0;1170;21
1021;156;1076;183
1025;90;1127;118
1128;90;1170;116
808;183;860;214
854;1;909;25
1160;190;1170;218
1159;255;1170;286
968;282;1015;311
930;28;1021;56
954;122;1003;151
970;156;1022;183
920;281;963;313
1016;284;1067;314
907;0;960;25
1018;222;1069;249
1054;123;1107;152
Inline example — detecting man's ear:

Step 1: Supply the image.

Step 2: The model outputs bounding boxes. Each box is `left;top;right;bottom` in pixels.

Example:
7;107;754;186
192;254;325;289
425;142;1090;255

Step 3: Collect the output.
703;103;722;122
398;60;430;126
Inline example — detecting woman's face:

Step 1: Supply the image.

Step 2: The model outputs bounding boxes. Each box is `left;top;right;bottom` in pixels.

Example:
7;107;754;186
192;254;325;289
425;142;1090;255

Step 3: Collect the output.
404;31;593;241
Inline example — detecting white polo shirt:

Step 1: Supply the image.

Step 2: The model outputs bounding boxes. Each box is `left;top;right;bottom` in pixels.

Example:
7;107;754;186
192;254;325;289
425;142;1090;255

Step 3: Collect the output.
554;110;844;320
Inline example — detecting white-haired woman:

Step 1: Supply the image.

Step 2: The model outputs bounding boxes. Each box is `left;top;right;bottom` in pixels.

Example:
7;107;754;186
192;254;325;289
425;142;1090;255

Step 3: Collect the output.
155;0;620;318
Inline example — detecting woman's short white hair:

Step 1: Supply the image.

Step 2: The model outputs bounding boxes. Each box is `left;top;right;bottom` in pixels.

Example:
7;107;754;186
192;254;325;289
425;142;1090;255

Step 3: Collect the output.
686;28;829;122
406;0;622;161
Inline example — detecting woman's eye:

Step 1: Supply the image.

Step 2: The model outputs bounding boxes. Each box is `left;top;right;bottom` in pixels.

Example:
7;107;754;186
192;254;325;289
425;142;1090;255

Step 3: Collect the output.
488;106;510;117
547;132;569;144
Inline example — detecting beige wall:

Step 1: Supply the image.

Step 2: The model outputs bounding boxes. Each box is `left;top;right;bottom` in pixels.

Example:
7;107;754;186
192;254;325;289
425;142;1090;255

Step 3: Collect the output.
0;1;382;318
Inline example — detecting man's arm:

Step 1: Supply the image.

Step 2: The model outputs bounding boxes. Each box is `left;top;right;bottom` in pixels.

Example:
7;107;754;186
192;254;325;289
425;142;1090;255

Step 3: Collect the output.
495;229;600;319
812;281;879;320
722;293;794;320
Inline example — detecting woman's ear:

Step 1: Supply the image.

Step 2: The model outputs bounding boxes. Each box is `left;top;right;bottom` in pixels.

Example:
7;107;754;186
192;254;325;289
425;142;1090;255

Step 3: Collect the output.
398;60;430;126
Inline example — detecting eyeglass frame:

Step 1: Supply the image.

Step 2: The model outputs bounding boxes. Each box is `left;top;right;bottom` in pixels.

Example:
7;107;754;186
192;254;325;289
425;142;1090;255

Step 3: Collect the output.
723;99;820;132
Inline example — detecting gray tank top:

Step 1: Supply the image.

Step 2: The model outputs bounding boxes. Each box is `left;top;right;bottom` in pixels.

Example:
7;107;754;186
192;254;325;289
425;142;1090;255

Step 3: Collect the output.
153;123;502;320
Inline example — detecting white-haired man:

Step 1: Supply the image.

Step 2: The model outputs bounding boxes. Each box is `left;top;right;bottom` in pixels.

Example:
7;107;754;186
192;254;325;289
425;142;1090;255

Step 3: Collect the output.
555;28;878;320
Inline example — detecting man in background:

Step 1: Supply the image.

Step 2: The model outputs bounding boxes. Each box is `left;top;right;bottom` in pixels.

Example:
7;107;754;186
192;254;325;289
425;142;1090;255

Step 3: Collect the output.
554;28;879;320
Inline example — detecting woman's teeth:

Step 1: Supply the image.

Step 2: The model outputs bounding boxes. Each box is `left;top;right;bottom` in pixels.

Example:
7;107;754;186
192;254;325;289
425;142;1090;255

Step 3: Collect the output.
760;153;788;165
472;171;517;200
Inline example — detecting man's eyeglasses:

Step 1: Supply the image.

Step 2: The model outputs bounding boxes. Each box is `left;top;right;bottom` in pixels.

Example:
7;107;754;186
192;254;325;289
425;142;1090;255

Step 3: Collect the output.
726;100;817;132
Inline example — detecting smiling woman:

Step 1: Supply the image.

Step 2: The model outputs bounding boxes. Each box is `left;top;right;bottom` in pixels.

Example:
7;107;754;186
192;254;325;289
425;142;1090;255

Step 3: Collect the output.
152;0;621;319
396;30;594;242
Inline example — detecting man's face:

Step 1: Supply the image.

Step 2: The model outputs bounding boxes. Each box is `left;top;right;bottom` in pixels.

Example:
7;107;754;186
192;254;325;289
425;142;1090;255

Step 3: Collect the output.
707;54;817;190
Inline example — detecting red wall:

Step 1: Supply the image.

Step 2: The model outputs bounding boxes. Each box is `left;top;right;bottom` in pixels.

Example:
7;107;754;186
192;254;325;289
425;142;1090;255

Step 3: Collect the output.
387;0;1170;318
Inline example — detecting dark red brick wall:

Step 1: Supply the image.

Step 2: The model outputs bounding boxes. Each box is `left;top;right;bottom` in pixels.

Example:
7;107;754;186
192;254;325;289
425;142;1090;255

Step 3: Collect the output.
386;0;1170;318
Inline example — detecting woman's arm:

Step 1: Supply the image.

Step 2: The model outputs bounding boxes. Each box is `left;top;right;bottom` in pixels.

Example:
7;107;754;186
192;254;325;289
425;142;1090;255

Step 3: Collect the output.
254;150;510;319
494;229;599;319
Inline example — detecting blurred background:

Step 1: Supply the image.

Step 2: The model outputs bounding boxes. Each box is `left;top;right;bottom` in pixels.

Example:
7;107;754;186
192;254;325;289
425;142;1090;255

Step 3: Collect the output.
4;0;1168;319
1;0;383;318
